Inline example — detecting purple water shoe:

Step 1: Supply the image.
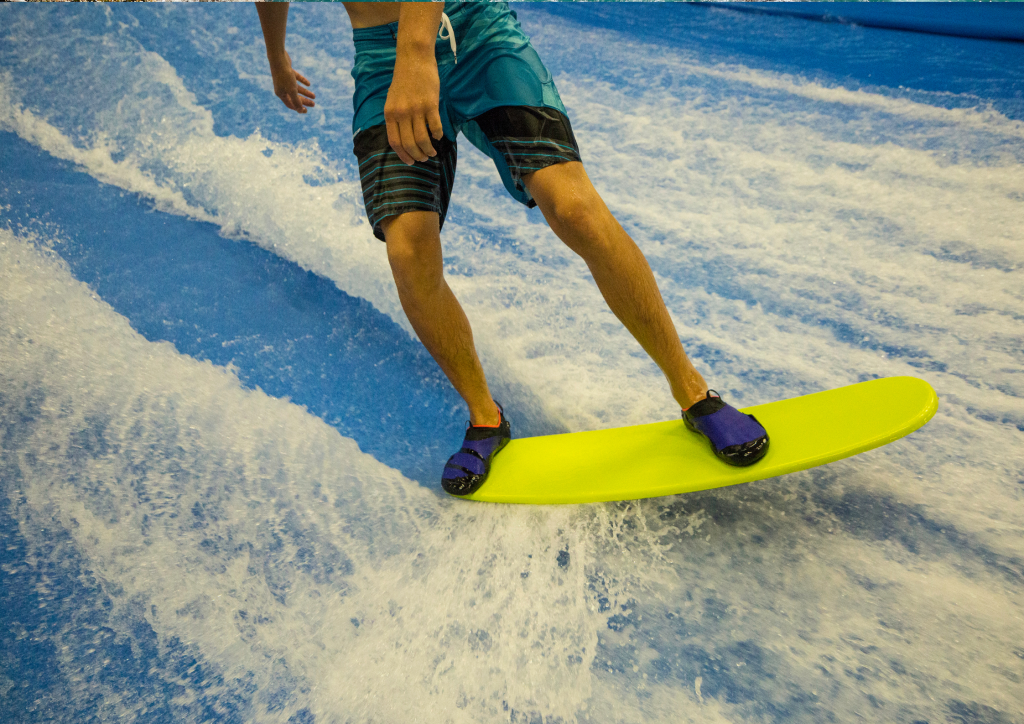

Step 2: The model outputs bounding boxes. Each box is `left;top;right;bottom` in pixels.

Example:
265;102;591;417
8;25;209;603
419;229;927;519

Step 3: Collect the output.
683;391;769;466
442;402;511;496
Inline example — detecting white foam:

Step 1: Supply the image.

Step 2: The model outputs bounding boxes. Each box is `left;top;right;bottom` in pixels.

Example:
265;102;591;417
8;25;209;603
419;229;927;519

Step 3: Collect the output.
2;229;634;722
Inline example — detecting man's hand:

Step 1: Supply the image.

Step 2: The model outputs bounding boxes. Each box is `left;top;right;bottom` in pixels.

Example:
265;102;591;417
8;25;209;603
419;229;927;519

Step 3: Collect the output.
384;2;446;165
384;57;443;165
269;52;315;114
256;2;315;115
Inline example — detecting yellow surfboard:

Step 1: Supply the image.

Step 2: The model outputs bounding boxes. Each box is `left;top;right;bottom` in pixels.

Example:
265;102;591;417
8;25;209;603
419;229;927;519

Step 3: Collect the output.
466;376;938;504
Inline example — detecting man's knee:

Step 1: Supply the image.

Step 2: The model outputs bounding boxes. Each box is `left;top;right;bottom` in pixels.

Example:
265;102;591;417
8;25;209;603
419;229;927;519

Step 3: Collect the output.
525;162;605;237
383;211;444;295
551;193;601;238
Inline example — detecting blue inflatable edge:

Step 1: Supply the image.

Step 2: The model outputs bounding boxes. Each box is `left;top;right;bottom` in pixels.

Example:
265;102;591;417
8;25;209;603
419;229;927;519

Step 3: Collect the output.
715;2;1024;43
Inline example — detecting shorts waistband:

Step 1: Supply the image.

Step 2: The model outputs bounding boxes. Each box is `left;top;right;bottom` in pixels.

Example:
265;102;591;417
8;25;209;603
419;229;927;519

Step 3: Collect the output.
352;21;397;45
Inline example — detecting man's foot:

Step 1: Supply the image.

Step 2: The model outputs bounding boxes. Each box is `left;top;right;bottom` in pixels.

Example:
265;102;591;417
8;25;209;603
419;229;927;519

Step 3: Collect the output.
683;391;769;466
442;402;512;496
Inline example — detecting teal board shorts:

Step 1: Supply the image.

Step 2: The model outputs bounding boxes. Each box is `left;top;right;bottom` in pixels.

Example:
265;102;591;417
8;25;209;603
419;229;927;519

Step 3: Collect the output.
351;1;582;241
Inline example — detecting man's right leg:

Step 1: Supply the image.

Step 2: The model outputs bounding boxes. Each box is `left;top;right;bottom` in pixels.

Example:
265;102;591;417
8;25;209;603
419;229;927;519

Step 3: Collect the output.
381;210;501;428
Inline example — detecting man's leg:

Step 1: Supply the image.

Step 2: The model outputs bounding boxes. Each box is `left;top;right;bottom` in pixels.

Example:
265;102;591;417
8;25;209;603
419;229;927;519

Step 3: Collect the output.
382;210;501;427
523;161;708;410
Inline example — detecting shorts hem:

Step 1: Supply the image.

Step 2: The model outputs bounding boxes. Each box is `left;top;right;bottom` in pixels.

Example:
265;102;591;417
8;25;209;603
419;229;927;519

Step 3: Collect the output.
370;206;443;242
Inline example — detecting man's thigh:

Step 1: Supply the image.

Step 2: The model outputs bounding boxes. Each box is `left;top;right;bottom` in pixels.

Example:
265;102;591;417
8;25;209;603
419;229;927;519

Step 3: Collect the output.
353;125;457;243
521;160;591;210
465;105;583;210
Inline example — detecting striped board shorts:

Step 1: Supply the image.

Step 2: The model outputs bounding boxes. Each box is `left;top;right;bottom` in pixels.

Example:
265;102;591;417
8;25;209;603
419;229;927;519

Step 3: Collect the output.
351;1;582;242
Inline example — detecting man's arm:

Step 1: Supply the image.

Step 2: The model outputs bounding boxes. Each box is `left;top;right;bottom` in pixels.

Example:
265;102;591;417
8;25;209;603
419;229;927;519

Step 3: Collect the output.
385;2;446;165
255;2;315;114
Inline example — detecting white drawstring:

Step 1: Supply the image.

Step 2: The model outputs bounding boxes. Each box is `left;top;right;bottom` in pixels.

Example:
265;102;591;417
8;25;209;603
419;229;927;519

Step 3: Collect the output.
439;12;457;64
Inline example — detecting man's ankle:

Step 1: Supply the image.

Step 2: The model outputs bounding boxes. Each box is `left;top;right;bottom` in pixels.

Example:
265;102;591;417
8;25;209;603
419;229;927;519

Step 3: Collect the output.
469;402;501;427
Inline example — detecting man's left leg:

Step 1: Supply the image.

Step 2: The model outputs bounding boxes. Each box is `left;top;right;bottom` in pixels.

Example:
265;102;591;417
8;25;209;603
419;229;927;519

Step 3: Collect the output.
523;161;708;410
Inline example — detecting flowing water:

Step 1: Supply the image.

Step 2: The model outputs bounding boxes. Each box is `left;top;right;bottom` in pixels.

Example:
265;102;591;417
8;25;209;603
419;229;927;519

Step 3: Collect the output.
1;4;1022;723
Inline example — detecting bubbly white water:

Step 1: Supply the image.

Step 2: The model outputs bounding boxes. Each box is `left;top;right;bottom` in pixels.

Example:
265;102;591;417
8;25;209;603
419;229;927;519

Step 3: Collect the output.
1;5;1022;723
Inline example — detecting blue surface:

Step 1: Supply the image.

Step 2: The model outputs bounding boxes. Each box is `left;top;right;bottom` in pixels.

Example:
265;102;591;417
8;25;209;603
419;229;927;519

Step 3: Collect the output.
0;131;463;485
534;2;1024;121
2;3;1023;723
735;2;1024;42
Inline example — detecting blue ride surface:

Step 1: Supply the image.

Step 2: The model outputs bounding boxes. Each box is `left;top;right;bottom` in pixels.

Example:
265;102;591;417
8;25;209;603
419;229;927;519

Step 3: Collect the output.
1;3;1022;723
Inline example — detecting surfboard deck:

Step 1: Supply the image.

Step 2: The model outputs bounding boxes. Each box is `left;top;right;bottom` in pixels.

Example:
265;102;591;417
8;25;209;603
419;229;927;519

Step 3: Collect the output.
465;376;938;505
